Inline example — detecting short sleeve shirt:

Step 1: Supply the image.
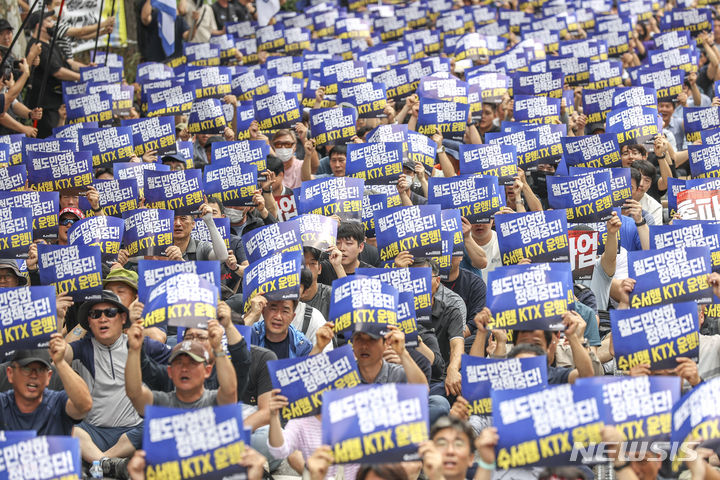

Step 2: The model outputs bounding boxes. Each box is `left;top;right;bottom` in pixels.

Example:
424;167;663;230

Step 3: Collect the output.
0;389;76;435
152;389;218;409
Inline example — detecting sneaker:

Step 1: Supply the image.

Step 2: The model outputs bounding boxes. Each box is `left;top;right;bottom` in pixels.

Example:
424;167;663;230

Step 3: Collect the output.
100;457;130;479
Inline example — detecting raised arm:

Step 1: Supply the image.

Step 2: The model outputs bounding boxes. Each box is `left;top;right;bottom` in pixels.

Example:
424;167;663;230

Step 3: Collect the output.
209;319;238;405
49;333;92;420
125;320;154;415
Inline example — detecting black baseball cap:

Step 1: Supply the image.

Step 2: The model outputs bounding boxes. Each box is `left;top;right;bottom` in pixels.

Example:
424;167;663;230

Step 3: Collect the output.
12;349;51;368
0;19;13;32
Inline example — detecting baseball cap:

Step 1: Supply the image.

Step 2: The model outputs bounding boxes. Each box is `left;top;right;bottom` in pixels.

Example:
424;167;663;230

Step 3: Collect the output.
59;207;84;220
103;268;138;291
0;19;14;32
0;258;27;285
12;349;51;368
352;322;388;340
161;153;187;165
442;139;461;160
169;340;210;364
77;290;130;330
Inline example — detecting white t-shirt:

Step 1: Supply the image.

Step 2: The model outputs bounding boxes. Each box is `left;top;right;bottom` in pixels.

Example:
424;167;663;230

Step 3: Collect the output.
479;230;502;284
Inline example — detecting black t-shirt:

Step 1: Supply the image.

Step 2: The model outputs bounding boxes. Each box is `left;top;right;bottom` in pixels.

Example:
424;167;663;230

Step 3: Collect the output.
264;336;290;360
242;346;276;405
211;1;244;28
441;268;486;332
135;0;188;62
26;38;67;109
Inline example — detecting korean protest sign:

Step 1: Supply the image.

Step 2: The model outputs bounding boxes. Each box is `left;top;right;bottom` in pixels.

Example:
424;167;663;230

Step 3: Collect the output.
122;208;174;257
144;169;204;215
268;344;361;421
486;263;574;331
355;267;432;324
204;161;257;207
495;210;570;265
576;376;680;442
611;302;699;370
242;251;302;312
78;127;135;167
492;383;608;468
143;404;250;480
143;273;218;329
242;220;302;265
298;177;364;221
27;151;93;192
37;244;102;302
322;384;429;463
297;214;337;251
121;116;177;156
0;435;81;480
138;260;221;305
671;377;720;472
547;171;614;223
68;215;124;263
188;98;228;135
374;205;442;262
329;276;399;337
0;286;57;360
627;246;712;307
78;179;139;217
0;206;32;257
461;354;547;416
310;107;358;146
458;143;517;186
427;175;504;224
569;229;599;281
416;97;469;140
561;134;622;169
677;189;720;220
211;140;269;173
345;142;404;185
0;191;58;241
651;222;720;272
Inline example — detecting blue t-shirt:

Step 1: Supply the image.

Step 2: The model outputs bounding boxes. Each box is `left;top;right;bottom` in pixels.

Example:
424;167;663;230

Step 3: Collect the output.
0;389;77;435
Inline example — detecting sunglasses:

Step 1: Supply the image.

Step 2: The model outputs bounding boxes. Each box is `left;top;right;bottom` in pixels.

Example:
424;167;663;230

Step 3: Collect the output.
59;218;77;227
88;307;119;319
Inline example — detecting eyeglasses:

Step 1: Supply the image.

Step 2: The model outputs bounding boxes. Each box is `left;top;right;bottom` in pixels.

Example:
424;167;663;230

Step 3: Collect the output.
273;141;295;148
183;333;209;342
13;364;48;376
433;438;470;451
59;218;76;227
88;307;119;319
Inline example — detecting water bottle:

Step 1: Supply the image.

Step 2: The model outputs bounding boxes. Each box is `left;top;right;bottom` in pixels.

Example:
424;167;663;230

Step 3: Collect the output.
89;460;103;479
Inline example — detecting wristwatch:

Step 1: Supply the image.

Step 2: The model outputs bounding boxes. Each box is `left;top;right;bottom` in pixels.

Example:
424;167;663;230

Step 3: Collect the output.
437;146;445;153
262;187;272;194
635;218;647;227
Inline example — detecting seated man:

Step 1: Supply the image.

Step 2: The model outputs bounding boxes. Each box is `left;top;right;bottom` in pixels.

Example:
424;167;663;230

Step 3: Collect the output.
65;290;171;478
125;319;237;412
0;336;92;434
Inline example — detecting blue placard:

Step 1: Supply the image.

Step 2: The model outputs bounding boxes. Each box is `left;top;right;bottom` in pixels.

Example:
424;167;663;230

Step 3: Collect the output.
576;376;680;442
438;209;464;279
406;131;437;174
253;91;302;131
547;172;614;223
309;107;358;146
138;260;221;305
27;151;93;192
513;71;564;98
396;290;419;347
146;83;195;117
458;143;517;186
143;272;218;329
0;165;26;191
0;206;32;257
374;205;442;262
191;217;230;252
268;343;361;421
683;107;720;144
495;210;569;265
0;435;81;479
461;354;547;415
561;133;622;168
567;167;631;208
361;193;399;239
298;214;337;250
320;59;368;95
122;208;174;257
337;82;387;118
611;302;699;370
513;95;561;124
492;383;608;468
188;98;227;135
37;244;102;302
65;92;114;126
0;191;58;241
416;97;469;140
298;177;364;221
232;68;270;100
67;216;124;262
121;117;176;156
346;142;403;185
628;246;712;307
186;66;232;99
670;377;720;472
612;86;657;110
143;404;249;479
211;140;269;173
321;384;428;464
486;263;574;330
144;169;204;215
605;106;660;148
78;127;135;167
667;177;720;217
486;129;541;170
355;267;432;324
242;251;302;312
80;178;139;217
23;137;77;159
428;175;504;224
0;134;23;166
688;143;720;178
651;221;720;272
328;276;399;337
242;220;302;265
80;65;123;84
204;161;257;207
236;103;255;141
582;88;615;124
0;286;57;359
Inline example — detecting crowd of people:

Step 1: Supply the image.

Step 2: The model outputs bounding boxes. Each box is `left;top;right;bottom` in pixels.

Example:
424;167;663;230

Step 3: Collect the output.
1;0;720;478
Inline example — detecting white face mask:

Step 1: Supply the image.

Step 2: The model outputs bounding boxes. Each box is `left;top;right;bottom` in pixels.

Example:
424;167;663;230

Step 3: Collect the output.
276;148;293;162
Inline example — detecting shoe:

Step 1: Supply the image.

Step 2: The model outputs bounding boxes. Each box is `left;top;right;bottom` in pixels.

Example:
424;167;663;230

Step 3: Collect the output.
100;456;130;479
